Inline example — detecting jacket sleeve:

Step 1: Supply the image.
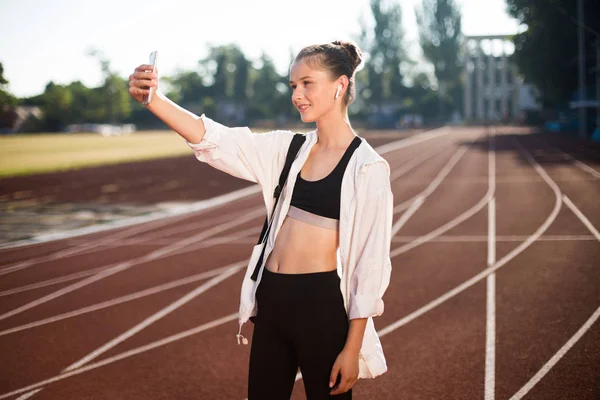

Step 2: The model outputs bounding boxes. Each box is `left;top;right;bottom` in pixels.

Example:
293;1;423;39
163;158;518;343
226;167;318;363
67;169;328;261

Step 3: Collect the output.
348;161;394;320
186;114;295;186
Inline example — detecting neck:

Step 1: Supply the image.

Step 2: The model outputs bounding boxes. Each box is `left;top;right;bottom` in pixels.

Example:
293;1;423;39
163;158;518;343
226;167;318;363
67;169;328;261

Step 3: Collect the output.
314;108;356;149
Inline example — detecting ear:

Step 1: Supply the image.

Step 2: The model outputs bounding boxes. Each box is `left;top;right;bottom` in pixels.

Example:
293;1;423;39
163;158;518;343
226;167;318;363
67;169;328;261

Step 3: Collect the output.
335;84;342;99
334;76;350;99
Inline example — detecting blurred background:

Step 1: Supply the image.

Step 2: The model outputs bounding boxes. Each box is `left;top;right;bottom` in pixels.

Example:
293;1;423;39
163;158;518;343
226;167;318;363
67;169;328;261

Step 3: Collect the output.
1;0;597;137
0;0;598;236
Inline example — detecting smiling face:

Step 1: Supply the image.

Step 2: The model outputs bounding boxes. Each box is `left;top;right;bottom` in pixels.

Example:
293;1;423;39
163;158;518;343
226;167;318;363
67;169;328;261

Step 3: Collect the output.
289;59;343;123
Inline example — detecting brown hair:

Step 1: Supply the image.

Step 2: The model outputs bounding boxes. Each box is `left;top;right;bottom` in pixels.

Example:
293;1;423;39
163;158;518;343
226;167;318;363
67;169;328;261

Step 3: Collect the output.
294;40;363;106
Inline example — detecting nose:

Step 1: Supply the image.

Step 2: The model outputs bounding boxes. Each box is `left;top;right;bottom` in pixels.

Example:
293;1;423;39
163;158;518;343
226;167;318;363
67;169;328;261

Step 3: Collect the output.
292;88;303;101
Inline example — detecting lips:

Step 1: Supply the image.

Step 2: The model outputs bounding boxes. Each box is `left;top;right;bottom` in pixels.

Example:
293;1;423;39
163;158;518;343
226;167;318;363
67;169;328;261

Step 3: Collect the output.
297;104;310;113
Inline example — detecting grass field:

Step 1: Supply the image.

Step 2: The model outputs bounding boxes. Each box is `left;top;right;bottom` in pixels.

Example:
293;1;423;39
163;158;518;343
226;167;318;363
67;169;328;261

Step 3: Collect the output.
0;131;201;177
0;128;414;178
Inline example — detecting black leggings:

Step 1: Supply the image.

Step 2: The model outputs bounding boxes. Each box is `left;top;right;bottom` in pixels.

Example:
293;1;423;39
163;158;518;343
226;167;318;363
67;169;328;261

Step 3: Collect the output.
248;267;352;399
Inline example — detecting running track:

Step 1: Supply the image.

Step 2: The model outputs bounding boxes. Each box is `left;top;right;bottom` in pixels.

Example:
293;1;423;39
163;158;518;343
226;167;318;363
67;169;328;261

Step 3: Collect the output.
0;126;599;399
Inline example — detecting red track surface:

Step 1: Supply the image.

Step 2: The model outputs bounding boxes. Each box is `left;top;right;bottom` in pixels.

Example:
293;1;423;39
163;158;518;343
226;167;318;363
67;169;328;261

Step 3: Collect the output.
0;127;599;400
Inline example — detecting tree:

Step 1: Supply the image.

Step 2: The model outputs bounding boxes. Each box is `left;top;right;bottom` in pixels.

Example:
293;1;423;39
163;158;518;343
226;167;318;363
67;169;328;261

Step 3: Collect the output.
0;62;16;108
247;53;285;121
87;48;132;123
357;0;411;127
416;0;463;117
162;70;207;105
360;0;408;102
505;0;599;106
198;44;252;123
201;44;249;100
41;82;74;131
233;51;251;103
0;62;19;130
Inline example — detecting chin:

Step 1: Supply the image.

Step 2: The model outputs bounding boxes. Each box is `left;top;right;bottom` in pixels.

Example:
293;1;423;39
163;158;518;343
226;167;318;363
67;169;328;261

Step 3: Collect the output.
300;113;317;124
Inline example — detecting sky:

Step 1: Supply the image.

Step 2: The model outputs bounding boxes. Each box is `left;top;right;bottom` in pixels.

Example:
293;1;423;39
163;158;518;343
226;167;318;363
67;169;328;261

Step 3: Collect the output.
0;0;521;98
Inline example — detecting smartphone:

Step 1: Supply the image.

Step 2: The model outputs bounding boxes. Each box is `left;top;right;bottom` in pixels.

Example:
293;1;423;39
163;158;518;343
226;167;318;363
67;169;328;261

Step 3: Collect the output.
142;51;158;105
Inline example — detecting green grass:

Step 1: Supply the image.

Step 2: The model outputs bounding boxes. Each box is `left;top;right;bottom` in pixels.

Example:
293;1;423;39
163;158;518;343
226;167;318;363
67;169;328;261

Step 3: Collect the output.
0;127;409;178
0;131;198;177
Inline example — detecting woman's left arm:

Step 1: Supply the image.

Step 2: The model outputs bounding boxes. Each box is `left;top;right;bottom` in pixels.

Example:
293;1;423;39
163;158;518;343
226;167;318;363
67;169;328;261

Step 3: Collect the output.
329;161;394;395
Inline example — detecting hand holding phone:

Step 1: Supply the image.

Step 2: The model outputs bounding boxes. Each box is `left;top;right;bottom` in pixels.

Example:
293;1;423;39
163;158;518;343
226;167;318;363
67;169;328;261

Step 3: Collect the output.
142;51;158;105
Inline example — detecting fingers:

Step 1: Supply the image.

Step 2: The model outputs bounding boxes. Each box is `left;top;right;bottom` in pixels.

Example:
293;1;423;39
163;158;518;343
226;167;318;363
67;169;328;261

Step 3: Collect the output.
329;375;357;395
129;77;156;88
128;64;158;102
128;68;157;94
129;87;150;96
130;71;157;83
329;362;358;395
135;64;156;72
132;64;158;81
329;363;341;390
132;71;157;80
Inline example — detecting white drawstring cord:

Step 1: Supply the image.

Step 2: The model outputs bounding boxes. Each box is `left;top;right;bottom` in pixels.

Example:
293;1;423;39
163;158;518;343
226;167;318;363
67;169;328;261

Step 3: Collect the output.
236;323;248;345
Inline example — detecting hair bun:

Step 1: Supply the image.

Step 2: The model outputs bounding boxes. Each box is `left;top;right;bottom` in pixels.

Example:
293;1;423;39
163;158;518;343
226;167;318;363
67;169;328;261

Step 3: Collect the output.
332;40;363;71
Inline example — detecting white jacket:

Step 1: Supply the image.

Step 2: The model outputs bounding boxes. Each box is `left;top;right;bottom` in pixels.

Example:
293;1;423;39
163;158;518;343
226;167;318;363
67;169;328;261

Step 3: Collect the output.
187;114;393;379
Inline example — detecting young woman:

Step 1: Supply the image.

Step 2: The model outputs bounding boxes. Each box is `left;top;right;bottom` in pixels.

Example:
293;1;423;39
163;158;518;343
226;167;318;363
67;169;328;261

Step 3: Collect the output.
128;40;393;399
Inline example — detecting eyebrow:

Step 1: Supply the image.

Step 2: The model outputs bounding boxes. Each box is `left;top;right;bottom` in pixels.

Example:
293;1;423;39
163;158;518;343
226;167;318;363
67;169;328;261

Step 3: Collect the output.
289;76;314;84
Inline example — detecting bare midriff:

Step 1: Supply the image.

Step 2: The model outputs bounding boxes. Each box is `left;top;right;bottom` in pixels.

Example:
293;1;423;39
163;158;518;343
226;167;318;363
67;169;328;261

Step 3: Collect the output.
264;215;339;274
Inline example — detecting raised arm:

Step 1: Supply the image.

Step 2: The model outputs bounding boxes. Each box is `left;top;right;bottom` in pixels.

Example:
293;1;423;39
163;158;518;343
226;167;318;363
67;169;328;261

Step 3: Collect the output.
129;64;206;144
128;63;296;186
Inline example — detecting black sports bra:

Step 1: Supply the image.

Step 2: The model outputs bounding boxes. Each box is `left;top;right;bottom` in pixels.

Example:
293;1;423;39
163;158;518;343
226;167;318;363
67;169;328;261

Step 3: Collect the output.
288;136;362;229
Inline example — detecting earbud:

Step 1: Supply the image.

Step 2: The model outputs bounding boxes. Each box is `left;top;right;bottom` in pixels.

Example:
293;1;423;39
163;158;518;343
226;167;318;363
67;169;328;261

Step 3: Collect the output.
335;84;342;99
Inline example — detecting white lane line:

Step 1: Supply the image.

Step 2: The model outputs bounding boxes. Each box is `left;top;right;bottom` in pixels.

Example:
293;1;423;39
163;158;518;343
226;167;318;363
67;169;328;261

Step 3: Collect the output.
0;218;170;277
0;313;239;399
509;195;600;399
63;264;242;371
509;305;600;400
485;132;496;400
0;203;264;275
0;208;264;321
375;127;450;156
485;273;496;399
391;131;484;224
390;187;493;257
0;203;263;278
0;203;261;277
0;184;263;251
92;206;264;248
15;389;43;400
0;261;247;337
397;176;599;184
392;143;471;215
15;265;244;399
0;202;241;275
392;144;470;233
379;136;563;338
562;195;600;241
0;226;261;299
389;142;450;181
390;176;598;185
0;266;110;298
540;141;600;179
392;235;597;243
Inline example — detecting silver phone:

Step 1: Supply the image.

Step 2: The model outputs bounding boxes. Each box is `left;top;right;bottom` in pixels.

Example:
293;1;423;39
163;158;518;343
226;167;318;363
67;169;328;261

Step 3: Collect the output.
142;51;158;105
